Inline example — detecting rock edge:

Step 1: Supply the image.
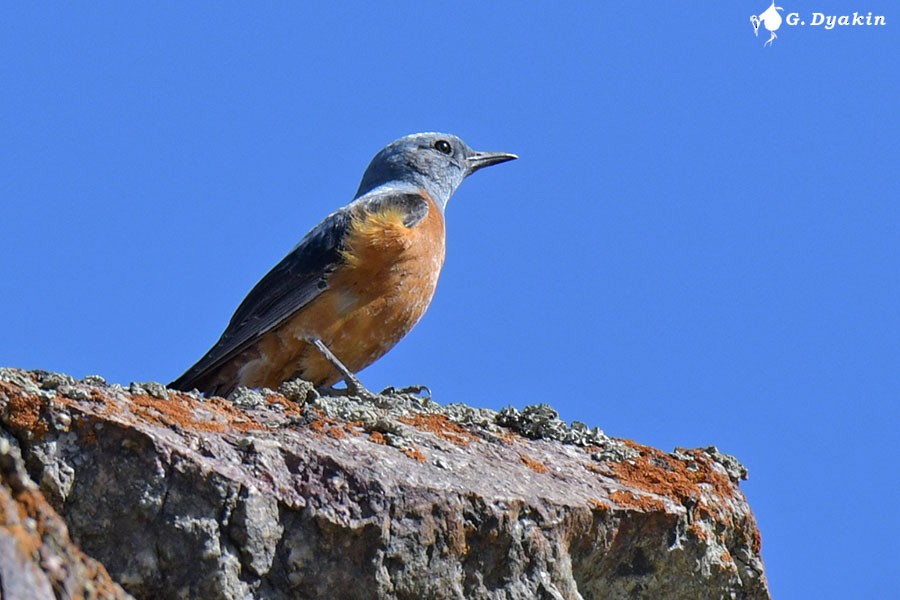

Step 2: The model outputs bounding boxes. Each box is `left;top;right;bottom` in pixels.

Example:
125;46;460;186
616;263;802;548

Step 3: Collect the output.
0;368;769;599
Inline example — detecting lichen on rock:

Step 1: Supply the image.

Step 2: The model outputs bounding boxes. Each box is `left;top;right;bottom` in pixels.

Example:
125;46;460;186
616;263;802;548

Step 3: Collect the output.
0;368;770;599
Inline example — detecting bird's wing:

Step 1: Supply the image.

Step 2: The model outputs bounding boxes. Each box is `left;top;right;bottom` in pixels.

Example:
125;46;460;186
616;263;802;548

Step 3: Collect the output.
170;207;352;388
170;188;431;390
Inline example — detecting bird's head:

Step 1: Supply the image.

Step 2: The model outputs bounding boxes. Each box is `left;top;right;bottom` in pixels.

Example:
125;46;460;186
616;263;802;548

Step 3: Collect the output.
355;132;517;210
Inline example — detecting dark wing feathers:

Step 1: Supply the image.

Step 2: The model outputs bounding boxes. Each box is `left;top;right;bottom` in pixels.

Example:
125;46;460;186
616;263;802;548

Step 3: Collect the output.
170;208;352;389
226;210;351;333
169;189;430;391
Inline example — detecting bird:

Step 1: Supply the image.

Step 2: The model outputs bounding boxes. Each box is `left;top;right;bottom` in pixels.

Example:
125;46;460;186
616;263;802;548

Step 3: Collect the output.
169;132;517;399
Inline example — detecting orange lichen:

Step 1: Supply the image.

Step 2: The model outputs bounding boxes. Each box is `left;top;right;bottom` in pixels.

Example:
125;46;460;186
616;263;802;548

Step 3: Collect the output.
74;417;99;445
326;427;347;440
398;414;476;447
497;431;519;445
368;431;387;445
689;522;710;541
0;383;50;440
1;491;42;556
309;417;363;440
609;489;666;512
584;462;604;474
603;441;736;507
751;522;762;554
127;393;265;434
520;455;549;474
343;421;364;436
265;393;304;416
402;446;426;462
588;498;610;512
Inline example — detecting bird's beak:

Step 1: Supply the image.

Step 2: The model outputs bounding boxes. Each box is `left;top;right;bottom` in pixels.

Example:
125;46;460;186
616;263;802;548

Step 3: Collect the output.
466;150;518;175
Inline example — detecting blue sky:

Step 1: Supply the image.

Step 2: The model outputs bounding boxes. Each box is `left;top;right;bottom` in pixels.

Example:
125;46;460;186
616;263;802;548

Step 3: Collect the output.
2;2;897;597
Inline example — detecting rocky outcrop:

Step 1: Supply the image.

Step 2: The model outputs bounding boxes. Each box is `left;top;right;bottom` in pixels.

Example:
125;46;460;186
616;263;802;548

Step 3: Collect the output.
0;368;769;599
0;430;130;599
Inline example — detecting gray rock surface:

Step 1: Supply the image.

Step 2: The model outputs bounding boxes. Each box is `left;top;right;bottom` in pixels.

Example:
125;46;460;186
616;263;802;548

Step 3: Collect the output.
0;429;131;600
0;368;770;599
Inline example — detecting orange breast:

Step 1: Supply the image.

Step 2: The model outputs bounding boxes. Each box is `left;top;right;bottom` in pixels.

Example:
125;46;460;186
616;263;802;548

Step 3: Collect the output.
241;191;446;388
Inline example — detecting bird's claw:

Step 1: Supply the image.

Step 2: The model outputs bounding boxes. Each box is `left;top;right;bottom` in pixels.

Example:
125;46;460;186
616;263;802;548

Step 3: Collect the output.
333;374;377;401
380;384;432;399
316;380;378;402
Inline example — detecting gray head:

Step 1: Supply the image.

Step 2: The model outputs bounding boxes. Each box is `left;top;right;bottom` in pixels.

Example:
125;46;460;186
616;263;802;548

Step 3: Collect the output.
354;132;517;210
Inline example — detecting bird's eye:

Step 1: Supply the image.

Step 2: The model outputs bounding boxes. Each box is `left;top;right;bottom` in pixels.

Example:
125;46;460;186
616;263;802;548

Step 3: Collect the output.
434;140;453;155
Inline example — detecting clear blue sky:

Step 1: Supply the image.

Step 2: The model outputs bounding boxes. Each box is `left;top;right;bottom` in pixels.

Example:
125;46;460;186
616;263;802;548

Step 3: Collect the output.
2;3;897;597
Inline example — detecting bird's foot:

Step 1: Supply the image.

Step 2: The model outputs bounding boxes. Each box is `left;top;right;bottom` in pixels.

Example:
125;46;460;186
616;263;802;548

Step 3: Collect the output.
307;337;379;401
379;384;432;400
316;376;379;402
305;338;432;403
342;374;380;402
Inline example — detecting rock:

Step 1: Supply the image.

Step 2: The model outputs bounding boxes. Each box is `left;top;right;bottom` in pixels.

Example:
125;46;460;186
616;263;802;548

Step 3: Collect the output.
0;432;131;600
0;368;770;599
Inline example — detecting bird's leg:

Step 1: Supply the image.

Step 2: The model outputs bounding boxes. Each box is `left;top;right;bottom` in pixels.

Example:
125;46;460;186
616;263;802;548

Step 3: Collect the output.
307;338;431;400
308;337;378;400
764;31;777;47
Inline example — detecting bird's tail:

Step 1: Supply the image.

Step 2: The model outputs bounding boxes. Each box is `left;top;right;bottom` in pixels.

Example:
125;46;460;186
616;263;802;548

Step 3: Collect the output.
169;367;234;398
